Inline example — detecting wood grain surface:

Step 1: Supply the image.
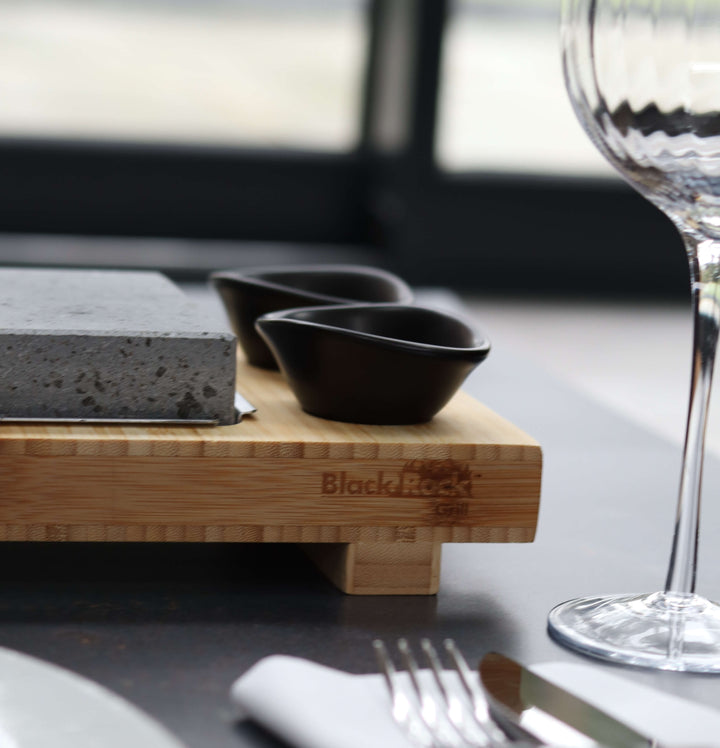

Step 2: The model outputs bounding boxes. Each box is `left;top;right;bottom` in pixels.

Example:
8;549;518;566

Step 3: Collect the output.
0;359;542;593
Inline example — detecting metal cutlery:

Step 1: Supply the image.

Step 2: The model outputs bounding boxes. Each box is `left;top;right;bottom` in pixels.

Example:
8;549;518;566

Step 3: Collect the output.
373;638;514;748
233;390;257;421
374;640;677;748
478;652;655;748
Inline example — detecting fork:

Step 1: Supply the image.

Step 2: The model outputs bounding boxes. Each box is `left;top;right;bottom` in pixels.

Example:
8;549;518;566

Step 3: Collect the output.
373;637;512;748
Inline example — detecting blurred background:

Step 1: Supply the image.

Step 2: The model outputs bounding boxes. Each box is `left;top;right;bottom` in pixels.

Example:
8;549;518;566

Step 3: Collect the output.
0;0;683;292
0;0;709;456
0;0;604;170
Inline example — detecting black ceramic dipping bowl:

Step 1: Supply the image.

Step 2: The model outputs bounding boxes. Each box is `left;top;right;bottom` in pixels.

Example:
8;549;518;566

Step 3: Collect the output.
210;265;413;369
255;303;491;425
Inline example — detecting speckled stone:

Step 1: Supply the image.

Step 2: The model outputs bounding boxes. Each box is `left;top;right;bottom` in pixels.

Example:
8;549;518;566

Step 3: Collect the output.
0;269;237;424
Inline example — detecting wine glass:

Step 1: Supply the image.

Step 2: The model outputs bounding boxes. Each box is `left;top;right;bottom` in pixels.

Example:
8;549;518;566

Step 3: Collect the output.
547;0;720;671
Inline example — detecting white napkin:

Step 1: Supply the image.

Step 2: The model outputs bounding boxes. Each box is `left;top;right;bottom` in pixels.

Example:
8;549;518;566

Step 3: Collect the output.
230;654;720;748
231;655;409;748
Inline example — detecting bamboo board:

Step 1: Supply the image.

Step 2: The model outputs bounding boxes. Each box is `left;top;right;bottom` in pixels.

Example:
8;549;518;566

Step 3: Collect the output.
0;359;542;594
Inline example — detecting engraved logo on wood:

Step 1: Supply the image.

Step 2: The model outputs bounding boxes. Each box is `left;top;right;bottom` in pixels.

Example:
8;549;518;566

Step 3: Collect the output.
432;500;469;520
320;459;474;499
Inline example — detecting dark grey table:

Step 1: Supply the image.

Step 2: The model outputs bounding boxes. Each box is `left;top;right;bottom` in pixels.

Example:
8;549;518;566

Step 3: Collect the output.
1;336;718;747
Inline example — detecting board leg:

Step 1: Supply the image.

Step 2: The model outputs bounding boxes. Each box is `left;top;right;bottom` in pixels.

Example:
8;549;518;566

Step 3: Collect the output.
302;541;441;595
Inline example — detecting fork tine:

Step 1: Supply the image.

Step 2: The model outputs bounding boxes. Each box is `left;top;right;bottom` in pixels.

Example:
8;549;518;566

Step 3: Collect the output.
443;640;509;746
397;639;446;744
420;639;448;698
398;638;431;720
375;638;516;748
373;639;437;748
420;639;497;748
398;639;471;748
422;641;471;736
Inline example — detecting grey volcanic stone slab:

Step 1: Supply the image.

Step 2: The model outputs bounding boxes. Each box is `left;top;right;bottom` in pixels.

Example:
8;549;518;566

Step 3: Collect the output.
0;269;237;424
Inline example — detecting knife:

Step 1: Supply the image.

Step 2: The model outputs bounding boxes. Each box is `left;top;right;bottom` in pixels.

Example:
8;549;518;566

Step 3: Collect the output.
479;652;660;748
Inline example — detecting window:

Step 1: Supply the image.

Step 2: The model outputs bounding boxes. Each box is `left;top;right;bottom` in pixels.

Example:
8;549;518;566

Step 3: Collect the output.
436;0;614;177
0;0;685;296
0;0;367;150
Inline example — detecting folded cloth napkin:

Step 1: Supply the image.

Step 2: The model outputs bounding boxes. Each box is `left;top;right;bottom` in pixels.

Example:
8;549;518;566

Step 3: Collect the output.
230;654;720;748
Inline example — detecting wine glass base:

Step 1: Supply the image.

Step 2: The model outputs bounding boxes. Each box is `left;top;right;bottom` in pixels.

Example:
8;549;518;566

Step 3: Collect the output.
548;591;720;672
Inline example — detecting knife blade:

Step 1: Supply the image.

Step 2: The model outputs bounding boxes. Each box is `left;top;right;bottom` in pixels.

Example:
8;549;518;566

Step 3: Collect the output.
479;652;660;748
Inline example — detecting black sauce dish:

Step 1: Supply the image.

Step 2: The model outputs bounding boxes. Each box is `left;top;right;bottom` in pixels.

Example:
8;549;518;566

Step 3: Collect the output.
255;303;491;425
210;264;413;369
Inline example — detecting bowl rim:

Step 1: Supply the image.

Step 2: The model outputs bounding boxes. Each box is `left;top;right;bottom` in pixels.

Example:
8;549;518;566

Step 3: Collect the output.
209;264;414;305
255;303;491;361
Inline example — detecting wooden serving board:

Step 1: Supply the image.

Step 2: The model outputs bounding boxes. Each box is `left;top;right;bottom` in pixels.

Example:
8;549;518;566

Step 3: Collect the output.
0;359;542;595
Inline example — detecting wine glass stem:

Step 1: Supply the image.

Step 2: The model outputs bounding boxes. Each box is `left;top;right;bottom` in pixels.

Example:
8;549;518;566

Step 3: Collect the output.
665;236;720;598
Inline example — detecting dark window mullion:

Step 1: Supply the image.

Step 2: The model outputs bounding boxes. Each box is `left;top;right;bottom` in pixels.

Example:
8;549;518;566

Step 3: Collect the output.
0;139;367;243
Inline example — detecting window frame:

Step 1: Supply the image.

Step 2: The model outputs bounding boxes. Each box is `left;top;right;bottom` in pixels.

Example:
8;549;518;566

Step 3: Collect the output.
0;0;686;296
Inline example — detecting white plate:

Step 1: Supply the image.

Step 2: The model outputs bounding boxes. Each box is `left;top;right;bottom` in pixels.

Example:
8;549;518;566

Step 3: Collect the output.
0;646;185;747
